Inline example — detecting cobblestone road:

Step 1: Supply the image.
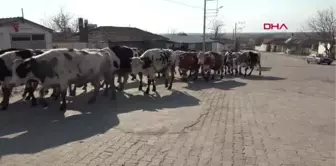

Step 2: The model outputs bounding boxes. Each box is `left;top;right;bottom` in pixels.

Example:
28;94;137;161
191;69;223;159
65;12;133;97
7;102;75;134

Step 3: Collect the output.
0;53;335;166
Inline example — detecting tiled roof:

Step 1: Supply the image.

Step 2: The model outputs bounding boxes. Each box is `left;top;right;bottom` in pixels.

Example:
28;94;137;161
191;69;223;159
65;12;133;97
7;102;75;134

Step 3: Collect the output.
88;26;169;43
53;26;169;43
0;17;53;32
162;34;214;43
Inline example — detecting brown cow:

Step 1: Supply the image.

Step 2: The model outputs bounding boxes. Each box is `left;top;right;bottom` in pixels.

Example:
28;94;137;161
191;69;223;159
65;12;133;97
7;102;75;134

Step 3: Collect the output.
211;51;225;79
197;51;224;81
178;52;200;81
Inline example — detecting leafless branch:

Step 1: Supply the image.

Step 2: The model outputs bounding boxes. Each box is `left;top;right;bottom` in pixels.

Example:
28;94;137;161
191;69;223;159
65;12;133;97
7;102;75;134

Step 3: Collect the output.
41;7;79;34
209;19;224;40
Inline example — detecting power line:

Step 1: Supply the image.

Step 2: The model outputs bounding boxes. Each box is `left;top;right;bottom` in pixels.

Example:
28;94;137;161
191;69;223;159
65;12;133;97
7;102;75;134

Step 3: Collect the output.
162;0;203;10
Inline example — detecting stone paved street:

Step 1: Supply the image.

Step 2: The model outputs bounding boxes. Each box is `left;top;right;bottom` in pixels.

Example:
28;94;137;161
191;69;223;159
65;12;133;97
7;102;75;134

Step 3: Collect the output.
0;53;335;166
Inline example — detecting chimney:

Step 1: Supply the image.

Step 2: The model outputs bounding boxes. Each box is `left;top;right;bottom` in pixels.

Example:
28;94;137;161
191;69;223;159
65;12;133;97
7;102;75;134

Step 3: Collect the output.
84;19;88;28
83;19;89;43
78;18;84;42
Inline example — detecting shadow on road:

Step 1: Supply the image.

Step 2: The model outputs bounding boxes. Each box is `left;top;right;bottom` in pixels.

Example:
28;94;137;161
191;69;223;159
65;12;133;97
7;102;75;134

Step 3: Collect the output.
0;87;199;157
183;80;247;91
240;75;286;81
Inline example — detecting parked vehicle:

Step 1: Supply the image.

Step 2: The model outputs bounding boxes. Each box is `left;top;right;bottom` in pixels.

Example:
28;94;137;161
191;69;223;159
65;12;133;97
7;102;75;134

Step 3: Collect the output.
306;54;333;65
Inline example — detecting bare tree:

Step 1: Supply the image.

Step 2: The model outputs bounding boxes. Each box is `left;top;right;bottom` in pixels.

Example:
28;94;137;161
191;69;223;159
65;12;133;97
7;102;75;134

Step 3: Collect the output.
209;19;224;40
41;7;78;34
305;7;336;56
167;28;177;35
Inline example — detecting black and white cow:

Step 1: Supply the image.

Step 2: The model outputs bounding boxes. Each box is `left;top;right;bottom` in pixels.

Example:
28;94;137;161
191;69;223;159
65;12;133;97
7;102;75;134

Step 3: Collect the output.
130;48;176;94
233;51;262;76
9;48;119;111
0;48;46;110
104;45;138;91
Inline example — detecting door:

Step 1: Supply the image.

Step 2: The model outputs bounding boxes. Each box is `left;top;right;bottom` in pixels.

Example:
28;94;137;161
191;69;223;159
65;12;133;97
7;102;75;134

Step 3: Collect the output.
10;34;46;49
30;34;46;49
11;34;31;49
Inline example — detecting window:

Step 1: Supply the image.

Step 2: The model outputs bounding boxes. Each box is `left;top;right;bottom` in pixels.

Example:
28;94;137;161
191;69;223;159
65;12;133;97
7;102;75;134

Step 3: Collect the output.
12;36;30;41
32;34;45;40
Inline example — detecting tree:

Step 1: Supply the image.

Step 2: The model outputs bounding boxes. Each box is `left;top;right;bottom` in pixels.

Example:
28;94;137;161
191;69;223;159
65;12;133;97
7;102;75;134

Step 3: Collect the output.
167;28;177;35
305;7;336;56
41;7;78;34
209;19;224;40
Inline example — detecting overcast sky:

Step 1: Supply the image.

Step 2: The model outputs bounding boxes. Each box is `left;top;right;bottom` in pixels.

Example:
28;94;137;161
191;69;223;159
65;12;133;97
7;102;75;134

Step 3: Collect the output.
1;0;335;34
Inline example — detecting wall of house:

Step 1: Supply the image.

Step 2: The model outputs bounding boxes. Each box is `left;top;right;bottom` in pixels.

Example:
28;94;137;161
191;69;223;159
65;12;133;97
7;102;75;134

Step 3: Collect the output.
195;43;213;51
254;44;268;52
0;21;52;49
53;42;88;49
212;43;232;52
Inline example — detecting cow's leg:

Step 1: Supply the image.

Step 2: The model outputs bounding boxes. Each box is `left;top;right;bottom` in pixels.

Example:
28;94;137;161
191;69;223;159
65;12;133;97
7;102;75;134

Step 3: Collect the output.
248;66;255;76
110;74;117;100
220;67;224;79
59;89;67;112
28;82;37;107
68;83;76;96
152;78;156;92
116;74;121;91
138;72;143;91
50;87;60;100
82;83;87;92
145;76;151;95
211;69;215;80
1;86;13;110
193;68;198;81
103;80;109;96
239;66;243;75
168;65;175;90
22;84;29;99
130;73;137;81
120;74;129;91
88;79;100;104
258;61;262;76
39;88;48;108
244;67;249;77
164;69;169;88
178;68;183;76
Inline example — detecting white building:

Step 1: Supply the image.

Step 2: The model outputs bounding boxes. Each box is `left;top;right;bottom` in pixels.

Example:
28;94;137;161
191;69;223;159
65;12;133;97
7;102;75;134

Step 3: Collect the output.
0;17;53;49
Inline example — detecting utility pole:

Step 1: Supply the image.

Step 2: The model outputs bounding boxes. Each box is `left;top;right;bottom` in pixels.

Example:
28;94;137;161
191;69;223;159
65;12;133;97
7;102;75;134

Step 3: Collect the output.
233;23;237;51
202;0;207;52
203;0;221;52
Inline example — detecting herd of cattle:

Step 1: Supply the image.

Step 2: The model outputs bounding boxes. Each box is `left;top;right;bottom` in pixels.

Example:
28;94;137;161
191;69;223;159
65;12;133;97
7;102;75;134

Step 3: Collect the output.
0;46;261;112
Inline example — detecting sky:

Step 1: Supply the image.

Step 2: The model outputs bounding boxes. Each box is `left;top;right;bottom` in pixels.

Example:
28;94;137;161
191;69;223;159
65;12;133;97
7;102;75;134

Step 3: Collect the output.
1;0;335;34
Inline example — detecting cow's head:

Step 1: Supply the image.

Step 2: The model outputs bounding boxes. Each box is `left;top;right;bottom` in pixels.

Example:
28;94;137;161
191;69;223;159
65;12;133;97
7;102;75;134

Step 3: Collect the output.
10;58;35;86
197;51;205;65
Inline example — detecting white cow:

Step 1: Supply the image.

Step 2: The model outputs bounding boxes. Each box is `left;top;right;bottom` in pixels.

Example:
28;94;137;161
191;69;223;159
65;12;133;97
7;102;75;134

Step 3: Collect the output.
130;48;175;94
9;48;119;111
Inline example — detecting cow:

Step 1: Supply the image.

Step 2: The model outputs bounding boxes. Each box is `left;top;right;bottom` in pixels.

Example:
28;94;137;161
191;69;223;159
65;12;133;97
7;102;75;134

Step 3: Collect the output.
178;52;200;81
0;49;46;110
210;51;225;79
130;48;175;94
103;45;138;92
9;48;119;111
223;51;240;75
233;51;262;76
197;51;216;81
130;47;145;81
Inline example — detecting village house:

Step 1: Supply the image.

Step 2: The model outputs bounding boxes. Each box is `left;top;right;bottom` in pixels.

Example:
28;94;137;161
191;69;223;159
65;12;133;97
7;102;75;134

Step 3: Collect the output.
0;17;53;49
163;33;233;51
53;18;169;49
